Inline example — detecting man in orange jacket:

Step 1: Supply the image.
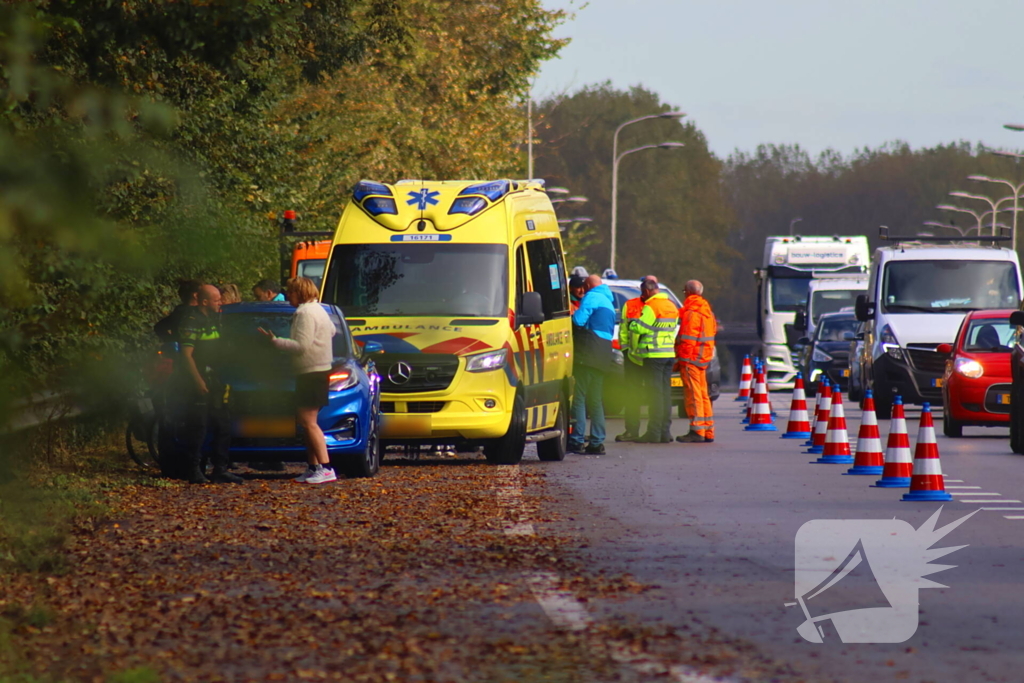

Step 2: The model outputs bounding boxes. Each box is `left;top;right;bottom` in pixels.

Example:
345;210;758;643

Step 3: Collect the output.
615;275;656;442
675;280;716;443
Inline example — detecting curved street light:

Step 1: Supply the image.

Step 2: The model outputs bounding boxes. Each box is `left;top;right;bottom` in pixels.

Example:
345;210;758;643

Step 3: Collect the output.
610;141;686;271
968;175;1024;251
947;191;1019;237
922;220;977;236
610;112;686;271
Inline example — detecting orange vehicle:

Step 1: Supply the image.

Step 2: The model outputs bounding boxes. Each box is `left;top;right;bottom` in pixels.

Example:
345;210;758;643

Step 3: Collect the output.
290;239;331;287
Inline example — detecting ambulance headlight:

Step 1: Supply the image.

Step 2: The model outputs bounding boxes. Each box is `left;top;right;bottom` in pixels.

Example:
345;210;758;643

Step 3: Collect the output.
466;349;507;373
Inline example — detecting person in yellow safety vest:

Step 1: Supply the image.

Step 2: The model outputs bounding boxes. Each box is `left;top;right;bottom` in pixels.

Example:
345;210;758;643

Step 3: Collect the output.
675;279;717;443
628;279;680;443
615;275;657;442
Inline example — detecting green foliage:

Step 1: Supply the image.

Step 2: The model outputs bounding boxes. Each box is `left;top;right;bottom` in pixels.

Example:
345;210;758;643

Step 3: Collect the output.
533;83;738;300
0;0;567;432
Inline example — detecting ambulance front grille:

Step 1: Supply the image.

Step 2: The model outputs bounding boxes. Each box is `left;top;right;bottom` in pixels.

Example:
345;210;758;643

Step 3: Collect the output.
379;354;460;393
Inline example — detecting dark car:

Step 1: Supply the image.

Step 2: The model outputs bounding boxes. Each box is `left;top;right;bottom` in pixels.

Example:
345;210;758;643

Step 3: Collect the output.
160;303;383;478
1005;309;1024;453
603;280;721;416
797;312;859;395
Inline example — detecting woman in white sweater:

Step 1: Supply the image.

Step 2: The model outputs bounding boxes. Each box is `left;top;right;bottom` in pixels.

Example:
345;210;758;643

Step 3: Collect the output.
258;277;338;484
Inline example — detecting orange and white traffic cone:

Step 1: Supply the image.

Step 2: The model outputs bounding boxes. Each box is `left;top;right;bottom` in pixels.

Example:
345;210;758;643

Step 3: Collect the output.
813;390;854;464
742;360;761;424
802;378;828;446
902;403;953;501
804;381;832;454
874;396;912;488
744;367;777;431
782;372;812;439
736;355;753;402
844;390;884;476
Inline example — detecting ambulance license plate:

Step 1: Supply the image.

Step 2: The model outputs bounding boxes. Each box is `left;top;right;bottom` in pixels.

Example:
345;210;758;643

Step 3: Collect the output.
670;377;683;387
931;378;944;388
999;393;1011;405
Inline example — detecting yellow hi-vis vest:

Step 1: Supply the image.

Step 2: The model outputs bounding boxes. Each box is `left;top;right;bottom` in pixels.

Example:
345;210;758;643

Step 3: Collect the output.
629;293;679;359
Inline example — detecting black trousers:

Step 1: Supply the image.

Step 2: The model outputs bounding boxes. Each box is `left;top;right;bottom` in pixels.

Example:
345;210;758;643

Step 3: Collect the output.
180;390;231;474
642;358;674;441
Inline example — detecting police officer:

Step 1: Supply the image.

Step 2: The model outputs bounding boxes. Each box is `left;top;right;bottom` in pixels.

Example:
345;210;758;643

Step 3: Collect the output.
176;285;243;484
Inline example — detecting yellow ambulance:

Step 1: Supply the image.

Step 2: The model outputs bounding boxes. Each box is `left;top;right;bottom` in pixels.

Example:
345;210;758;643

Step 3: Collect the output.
320;179;573;464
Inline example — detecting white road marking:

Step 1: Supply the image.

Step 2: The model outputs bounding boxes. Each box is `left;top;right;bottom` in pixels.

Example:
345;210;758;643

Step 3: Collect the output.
1004;516;1024;520
982;507;1024;511
495;464;728;683
945;486;982;489
949;492;1001;496
960;499;1022;503
945;479;965;482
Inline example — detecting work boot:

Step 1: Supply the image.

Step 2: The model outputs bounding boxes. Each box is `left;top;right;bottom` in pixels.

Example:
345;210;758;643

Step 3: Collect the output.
637;433;668;444
567;441;587;454
675;431;711;443
187;464;209;485
210;468;244;484
614;432;639;443
583;443;605;455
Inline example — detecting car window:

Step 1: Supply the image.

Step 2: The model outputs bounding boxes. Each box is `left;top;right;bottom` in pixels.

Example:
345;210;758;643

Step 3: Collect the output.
963;319;1014;352
220;308;351;358
816;317;859;342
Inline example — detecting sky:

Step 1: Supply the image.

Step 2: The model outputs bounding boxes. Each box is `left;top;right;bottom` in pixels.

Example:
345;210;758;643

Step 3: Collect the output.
534;0;1024;159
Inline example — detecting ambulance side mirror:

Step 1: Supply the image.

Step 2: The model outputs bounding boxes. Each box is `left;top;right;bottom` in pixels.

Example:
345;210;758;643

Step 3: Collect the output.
517;292;545;326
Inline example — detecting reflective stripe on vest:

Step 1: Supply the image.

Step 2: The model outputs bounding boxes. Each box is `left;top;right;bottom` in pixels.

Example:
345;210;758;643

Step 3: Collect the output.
636;295;678;359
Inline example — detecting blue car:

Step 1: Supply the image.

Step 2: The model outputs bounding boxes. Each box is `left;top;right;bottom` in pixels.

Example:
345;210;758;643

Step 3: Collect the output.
216;302;382;477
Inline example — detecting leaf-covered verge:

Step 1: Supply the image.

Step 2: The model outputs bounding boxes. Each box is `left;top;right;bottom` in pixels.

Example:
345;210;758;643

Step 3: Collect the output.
0;456;815;683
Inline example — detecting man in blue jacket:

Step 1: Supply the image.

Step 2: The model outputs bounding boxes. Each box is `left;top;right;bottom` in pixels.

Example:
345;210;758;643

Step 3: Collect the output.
569;274;616;454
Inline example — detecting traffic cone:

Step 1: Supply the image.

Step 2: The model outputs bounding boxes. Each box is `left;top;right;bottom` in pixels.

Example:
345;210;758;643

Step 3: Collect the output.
812;390;854;464
744;367;777;431
803;378;829;446
844;390;884;476
804;381;832;454
901;403;953;501
736;355;752;401
781;373;812;439
742;361;759;424
874;396;912;488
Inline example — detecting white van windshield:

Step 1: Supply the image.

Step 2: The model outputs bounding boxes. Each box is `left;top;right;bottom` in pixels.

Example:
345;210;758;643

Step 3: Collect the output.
322;243;508;317
811;289;861;321
881;260;1019;313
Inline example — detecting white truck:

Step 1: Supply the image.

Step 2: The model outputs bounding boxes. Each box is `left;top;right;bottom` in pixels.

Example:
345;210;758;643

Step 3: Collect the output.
755;235;869;390
855;228;1022;418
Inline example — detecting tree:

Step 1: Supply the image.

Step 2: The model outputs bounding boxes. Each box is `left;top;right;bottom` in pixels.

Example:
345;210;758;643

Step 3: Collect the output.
533;83;738;303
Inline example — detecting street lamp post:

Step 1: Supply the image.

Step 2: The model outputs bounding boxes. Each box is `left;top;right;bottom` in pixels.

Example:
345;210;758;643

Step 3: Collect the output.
610;112;686;272
789;217;803;236
968;175;1024;252
936;203;988;233
947;191;1018;236
610;143;686;271
922;220;975;236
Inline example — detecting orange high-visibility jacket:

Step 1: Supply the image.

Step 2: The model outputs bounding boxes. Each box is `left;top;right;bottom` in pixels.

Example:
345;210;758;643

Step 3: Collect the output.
618;297;645;353
676;294;717;368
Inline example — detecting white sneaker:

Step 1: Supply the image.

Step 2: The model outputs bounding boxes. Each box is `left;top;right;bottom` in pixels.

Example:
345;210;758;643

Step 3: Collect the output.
294;466;316;483
304;466;337;484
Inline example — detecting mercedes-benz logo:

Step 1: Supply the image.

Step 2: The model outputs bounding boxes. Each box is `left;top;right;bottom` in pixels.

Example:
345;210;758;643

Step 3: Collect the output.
387;361;413;385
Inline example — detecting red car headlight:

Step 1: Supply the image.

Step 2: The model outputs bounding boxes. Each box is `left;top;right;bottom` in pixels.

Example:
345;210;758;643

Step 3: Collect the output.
954;357;984;379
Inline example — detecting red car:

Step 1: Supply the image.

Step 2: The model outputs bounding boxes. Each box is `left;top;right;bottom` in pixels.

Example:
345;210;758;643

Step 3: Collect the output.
938;309;1015;437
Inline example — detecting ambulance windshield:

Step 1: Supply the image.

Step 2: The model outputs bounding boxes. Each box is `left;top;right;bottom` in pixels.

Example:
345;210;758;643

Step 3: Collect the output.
322;243;508;317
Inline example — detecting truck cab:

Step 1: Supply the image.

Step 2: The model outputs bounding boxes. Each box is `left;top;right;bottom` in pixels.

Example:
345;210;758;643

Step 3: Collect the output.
796;275;869;341
856;235;1021;418
320;179;572;465
755;235;869;390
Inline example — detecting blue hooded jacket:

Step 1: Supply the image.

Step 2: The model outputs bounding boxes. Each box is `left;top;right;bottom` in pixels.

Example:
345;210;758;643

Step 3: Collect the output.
572;283;616;370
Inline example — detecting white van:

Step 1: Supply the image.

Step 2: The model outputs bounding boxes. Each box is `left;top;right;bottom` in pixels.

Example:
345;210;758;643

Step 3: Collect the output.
855;232;1022;417
797;275;868;341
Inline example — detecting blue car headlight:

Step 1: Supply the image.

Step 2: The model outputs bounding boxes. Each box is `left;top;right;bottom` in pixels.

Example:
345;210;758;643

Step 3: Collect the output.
466;349;507;373
329;367;359;392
